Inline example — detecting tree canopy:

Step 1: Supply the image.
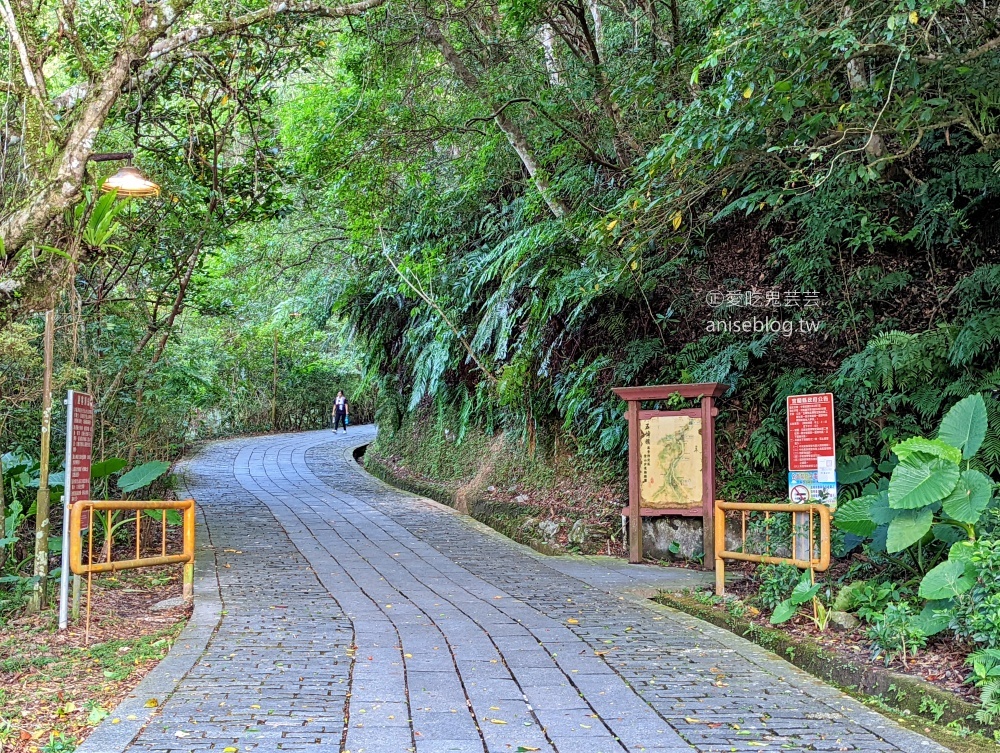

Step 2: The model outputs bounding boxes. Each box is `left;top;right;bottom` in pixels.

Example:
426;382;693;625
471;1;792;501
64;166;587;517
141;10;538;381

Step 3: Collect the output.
1;0;999;482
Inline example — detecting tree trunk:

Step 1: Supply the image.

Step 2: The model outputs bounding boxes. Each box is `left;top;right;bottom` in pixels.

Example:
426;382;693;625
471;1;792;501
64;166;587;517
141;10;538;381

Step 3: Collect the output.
425;21;570;219
539;25;562;86
843;4;885;158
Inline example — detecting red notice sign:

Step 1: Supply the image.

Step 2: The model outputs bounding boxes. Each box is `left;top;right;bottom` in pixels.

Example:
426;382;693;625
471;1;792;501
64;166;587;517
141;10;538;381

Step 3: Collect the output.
66;391;94;524
786;393;835;472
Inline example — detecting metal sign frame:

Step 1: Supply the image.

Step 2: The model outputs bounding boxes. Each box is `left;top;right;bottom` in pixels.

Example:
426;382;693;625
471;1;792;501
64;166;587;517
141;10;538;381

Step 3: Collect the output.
612;383;727;565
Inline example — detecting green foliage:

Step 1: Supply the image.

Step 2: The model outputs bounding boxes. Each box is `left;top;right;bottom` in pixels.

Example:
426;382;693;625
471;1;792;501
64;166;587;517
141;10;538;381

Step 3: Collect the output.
117;462;171;494
831;580;869;613
769;571;822;625
965;649;1000;725
834;395;996;576
867;603;928;666
755;563;801;611
950;540;1000;648
851;581;910;624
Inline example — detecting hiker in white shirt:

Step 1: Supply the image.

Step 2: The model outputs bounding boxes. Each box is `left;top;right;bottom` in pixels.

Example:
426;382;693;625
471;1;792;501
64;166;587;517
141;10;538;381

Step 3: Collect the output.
333;391;350;432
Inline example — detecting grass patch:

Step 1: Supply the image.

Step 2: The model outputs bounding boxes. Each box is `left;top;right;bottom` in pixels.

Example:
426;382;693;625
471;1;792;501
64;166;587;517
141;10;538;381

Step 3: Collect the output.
0;567;189;752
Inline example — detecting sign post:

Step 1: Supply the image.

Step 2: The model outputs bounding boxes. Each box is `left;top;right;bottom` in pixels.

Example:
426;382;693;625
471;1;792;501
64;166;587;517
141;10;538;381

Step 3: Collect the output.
786;393;836;561
613;383;727;566
58;391;94;630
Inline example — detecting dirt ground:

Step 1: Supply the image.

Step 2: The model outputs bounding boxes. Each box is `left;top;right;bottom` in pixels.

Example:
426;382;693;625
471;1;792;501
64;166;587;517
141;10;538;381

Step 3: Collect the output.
0;566;190;753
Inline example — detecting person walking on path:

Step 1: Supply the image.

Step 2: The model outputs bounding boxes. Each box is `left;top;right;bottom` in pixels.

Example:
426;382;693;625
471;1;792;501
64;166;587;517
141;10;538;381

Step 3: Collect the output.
333;390;350;432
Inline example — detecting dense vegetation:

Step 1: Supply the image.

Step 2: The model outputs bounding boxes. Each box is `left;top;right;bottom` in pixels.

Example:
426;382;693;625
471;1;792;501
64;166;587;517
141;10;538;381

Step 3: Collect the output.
2;0;1000;728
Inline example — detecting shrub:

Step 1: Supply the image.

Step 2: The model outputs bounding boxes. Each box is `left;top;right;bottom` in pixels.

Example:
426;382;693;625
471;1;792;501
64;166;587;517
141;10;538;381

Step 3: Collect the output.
853;580;911;623
755;563;801;611
965;648;1000;725
867;603;928;665
951;539;1000;648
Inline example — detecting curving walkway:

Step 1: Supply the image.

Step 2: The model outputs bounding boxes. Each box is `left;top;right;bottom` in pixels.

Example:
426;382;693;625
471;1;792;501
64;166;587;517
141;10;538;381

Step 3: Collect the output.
102;428;945;753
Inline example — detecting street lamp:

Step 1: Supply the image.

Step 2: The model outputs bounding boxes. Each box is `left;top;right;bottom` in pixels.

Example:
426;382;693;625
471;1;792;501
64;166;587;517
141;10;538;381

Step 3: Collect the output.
27;151;160;617
91;152;160;197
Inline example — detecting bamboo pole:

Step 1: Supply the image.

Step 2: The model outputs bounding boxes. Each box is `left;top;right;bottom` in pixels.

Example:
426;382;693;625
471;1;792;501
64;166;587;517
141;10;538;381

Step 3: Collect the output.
28;309;55;613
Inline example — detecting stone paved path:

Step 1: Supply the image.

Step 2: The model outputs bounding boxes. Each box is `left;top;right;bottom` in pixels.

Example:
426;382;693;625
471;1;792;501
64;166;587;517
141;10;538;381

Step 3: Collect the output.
120;428;946;753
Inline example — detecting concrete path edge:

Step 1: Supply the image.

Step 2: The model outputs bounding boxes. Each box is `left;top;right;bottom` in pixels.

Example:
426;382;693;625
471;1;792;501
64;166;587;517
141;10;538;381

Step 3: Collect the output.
75;458;223;753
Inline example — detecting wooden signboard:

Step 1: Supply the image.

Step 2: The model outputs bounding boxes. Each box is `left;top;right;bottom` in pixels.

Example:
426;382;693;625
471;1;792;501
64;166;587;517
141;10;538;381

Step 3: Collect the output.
612;383;727;565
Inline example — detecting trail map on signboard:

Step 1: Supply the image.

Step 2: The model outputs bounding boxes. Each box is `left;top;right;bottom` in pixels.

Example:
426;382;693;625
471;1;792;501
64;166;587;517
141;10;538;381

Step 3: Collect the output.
639;415;703;509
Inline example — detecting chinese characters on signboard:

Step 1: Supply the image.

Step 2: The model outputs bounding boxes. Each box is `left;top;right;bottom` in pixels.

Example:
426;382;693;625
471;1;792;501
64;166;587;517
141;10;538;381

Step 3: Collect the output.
638;415;703;510
67;391;94;525
786;393;837;506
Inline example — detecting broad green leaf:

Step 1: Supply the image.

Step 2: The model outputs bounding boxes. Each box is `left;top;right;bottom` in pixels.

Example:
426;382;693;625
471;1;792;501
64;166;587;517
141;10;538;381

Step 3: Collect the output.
931;523;965;544
887;458;959;509
914;599;952;636
938;393;988;459
789;577;822;605
948;540;975;565
941;469;993;523
769;600;798;624
885;507;933;552
117;461;171;493
91;458;128;480
869;492;896;524
892;437;961;465
833;495;877;536
919;559;974;599
143;509;183;525
837;455;874;485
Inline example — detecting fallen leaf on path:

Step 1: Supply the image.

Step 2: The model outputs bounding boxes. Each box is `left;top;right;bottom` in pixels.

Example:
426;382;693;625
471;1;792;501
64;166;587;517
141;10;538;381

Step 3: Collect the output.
144;699;159;708
489;719;507;725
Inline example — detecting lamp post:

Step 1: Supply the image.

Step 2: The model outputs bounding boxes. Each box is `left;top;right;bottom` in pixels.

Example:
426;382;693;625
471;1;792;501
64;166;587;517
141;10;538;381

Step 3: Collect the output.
28;153;159;617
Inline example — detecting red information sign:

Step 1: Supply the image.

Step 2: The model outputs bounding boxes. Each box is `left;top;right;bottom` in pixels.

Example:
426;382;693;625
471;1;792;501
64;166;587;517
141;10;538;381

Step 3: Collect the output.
66;391;94;524
786;393;835;472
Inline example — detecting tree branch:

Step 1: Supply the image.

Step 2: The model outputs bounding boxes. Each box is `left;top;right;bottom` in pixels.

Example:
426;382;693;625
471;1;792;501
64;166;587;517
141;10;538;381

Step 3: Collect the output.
149;0;388;60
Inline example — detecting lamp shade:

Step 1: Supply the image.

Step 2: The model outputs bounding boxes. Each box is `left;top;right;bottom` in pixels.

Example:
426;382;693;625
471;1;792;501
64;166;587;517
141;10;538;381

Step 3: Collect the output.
100;165;160;198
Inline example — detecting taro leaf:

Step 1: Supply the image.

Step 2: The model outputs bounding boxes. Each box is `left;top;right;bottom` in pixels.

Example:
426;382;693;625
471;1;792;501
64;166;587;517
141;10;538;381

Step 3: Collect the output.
886;507;934;553
769;600;798;624
869;492;896;525
914;599;954;637
837;455;875;485
841;533;865;554
893;437;962;465
869;524;889;553
117;461;170;493
938;393;988;459
789;577;822;605
919;559;974;599
888;457;959;509
941;469;994;524
932;523;965;544
948;540;975;565
877;458;898;474
143;509;183;526
833;495;877;536
91;458;128;480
